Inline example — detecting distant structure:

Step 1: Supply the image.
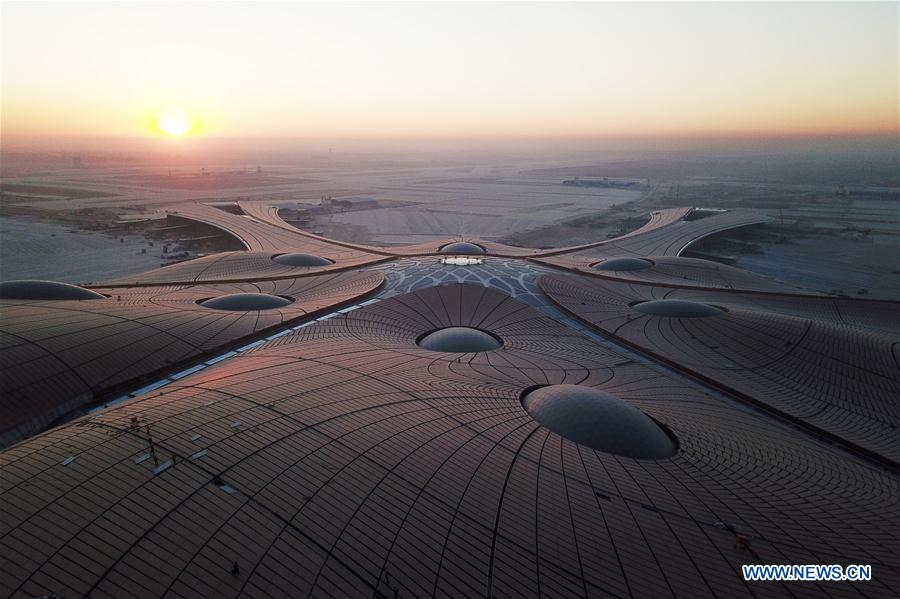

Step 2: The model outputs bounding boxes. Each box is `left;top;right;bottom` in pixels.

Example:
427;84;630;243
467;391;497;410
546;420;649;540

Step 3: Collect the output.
71;156;84;169
563;176;639;188
320;196;377;211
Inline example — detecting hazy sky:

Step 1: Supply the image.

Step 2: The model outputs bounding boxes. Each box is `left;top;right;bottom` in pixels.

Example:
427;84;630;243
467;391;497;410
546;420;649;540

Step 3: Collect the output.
2;1;898;143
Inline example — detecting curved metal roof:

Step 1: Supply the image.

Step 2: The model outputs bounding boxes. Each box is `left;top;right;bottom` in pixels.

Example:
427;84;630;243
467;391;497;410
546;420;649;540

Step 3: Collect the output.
633;299;723;318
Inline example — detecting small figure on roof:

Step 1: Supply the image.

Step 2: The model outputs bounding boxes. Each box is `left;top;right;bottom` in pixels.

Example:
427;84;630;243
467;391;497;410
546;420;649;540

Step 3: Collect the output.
231;561;240;577
734;534;750;551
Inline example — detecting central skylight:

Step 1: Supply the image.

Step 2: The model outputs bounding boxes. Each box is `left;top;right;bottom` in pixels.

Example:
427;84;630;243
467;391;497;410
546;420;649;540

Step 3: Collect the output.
439;242;487;255
416;326;503;352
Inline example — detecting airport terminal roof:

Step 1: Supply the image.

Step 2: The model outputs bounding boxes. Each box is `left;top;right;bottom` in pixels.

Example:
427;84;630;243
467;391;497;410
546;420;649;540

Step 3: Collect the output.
592;257;654;271
0;272;384;446
1;203;898;598
540;274;900;465
632;299;724;318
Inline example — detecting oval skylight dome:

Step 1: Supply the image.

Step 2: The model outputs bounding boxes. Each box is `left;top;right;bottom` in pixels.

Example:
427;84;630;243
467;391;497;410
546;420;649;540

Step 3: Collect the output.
0;280;106;300
416;326;502;352
272;253;334;267
200;293;294;311
522;384;676;459
439;242;486;255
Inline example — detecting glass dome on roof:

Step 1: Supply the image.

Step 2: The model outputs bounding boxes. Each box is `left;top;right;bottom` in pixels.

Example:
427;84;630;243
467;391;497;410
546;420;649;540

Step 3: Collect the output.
417;326;502;352
272;253;334;267
0;280;105;300
593;257;653;271
439;242;486;255
522;384;676;458
200;293;294;311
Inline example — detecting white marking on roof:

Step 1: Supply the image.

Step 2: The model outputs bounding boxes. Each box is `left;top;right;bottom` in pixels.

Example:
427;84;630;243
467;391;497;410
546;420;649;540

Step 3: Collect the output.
153;460;173;475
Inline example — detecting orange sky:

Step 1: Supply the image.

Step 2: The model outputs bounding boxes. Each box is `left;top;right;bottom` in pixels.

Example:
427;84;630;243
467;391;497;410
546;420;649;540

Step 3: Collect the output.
2;2;898;145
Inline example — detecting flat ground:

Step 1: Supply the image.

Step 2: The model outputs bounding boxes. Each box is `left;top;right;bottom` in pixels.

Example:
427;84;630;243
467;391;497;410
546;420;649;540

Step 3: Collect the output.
0;161;647;267
0;216;161;284
319;177;641;244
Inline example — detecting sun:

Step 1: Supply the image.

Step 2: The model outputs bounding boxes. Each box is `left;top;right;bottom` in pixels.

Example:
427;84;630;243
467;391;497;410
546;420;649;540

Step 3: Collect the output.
156;107;193;137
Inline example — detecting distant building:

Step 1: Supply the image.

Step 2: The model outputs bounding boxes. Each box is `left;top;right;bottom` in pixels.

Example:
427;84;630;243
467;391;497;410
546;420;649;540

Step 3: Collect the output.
320;196;377;211
563;176;638;188
342;196;378;209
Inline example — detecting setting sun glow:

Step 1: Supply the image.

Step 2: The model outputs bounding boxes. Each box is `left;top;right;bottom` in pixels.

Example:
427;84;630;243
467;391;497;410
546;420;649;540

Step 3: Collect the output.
156;107;193;137
1;3;897;141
